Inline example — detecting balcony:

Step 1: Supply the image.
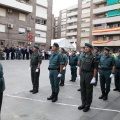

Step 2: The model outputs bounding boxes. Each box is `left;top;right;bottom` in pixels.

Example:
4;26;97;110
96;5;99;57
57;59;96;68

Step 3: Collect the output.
61;28;66;31
81;13;90;18
92;40;120;46
67;5;78;11
93;0;106;4
35;24;47;31
67;11;78;17
93;4;120;15
81;32;90;37
67;18;77;23
0;0;33;13
67;25;77;30
35;37;46;43
92;27;120;35
66;32;77;36
36;0;48;7
82;2;90;9
36;12;47;19
93;16;120;25
81;22;90;28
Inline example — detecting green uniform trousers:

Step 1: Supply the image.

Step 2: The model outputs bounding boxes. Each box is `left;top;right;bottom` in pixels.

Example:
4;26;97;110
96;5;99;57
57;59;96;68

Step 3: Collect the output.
61;69;66;82
49;70;60;93
99;70;111;93
115;69;120;90
70;66;77;80
31;66;40;91
80;72;93;107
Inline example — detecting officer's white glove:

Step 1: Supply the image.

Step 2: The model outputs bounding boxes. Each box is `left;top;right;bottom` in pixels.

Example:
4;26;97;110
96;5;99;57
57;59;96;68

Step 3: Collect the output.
35;69;39;72
63;67;66;70
29;67;31;71
58;73;62;78
77;75;80;81
98;72;100;77
90;77;96;84
76;66;78;68
110;74;114;78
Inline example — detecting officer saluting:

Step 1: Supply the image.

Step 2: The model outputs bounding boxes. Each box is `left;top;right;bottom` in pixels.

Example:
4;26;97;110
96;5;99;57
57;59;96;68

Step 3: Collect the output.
99;47;115;100
47;43;64;102
78;43;98;112
30;44;42;94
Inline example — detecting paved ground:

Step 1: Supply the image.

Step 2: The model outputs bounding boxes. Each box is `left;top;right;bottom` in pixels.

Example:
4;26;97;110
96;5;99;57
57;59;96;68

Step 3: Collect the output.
1;60;120;120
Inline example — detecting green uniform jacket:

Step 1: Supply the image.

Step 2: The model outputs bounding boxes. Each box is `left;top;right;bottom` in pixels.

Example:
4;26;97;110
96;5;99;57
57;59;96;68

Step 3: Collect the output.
0;63;5;93
69;54;78;66
49;51;64;69
115;56;120;68
30;51;42;67
61;53;68;65
99;54;115;70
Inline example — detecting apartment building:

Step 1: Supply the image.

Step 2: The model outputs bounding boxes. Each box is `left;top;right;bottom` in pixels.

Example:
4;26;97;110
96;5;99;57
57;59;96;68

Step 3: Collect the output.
0;0;53;49
92;0;120;51
55;0;120;51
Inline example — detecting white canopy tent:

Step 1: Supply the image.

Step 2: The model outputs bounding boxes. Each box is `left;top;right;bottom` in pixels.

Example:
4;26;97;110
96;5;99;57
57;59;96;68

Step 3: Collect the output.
51;38;75;50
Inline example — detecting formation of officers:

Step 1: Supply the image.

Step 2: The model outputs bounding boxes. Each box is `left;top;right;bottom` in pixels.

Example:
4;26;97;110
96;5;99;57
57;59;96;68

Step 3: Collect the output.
29;42;120;113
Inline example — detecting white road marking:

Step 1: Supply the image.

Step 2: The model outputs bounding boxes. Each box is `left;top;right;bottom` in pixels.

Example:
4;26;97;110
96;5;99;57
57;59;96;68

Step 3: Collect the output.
6;94;120;113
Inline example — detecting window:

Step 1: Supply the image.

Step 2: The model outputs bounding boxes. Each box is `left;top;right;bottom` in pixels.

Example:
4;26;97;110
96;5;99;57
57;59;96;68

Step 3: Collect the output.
0;8;6;17
19;13;26;21
0;24;5;32
19;28;25;34
36;18;46;25
35;31;46;38
82;8;90;14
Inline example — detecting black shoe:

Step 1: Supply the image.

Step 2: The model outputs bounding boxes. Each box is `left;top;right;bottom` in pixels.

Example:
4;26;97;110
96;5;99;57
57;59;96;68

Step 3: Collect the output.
47;92;55;100
32;91;38;94
83;107;90;112
78;105;85;110
103;92;109;101
60;83;64;87
70;80;73;82
29;90;33;92
52;93;58;102
72;80;76;82
99;91;105;99
77;88;81;91
113;88;119;91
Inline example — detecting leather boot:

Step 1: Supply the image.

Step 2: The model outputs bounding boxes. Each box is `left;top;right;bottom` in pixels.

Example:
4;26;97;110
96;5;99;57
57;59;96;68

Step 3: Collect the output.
47;92;55;100
103;92;109;101
99;91;105;99
52;93;58;102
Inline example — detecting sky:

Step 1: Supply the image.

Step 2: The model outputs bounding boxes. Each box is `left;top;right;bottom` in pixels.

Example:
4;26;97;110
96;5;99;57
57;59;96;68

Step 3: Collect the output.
53;0;78;17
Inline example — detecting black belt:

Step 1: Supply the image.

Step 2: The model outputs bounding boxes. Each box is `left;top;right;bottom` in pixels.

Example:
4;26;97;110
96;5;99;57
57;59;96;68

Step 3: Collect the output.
81;70;93;73
48;68;59;70
100;68;111;71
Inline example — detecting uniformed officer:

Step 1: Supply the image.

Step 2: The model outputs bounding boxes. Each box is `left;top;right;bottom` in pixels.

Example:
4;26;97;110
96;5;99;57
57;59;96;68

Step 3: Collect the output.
77;47;85;91
99;47;115;100
69;50;78;82
0;63;5;114
47;43;64;102
30;44;42;94
94;47;101;86
78;43;98;112
113;50;120;92
59;48;68;86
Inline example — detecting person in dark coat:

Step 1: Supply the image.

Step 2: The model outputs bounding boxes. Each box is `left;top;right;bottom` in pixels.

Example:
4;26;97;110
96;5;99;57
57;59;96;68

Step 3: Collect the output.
25;46;30;60
4;47;10;60
10;45;15;60
21;47;26;60
0;63;5;114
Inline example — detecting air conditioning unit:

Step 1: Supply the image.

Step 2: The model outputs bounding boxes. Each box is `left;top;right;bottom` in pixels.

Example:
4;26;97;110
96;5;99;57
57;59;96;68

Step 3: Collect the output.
7;24;13;29
8;9;12;13
26;27;31;32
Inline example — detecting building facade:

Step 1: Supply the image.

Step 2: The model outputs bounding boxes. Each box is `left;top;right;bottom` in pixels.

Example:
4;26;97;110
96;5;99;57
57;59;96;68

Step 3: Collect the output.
54;0;120;51
0;0;53;49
